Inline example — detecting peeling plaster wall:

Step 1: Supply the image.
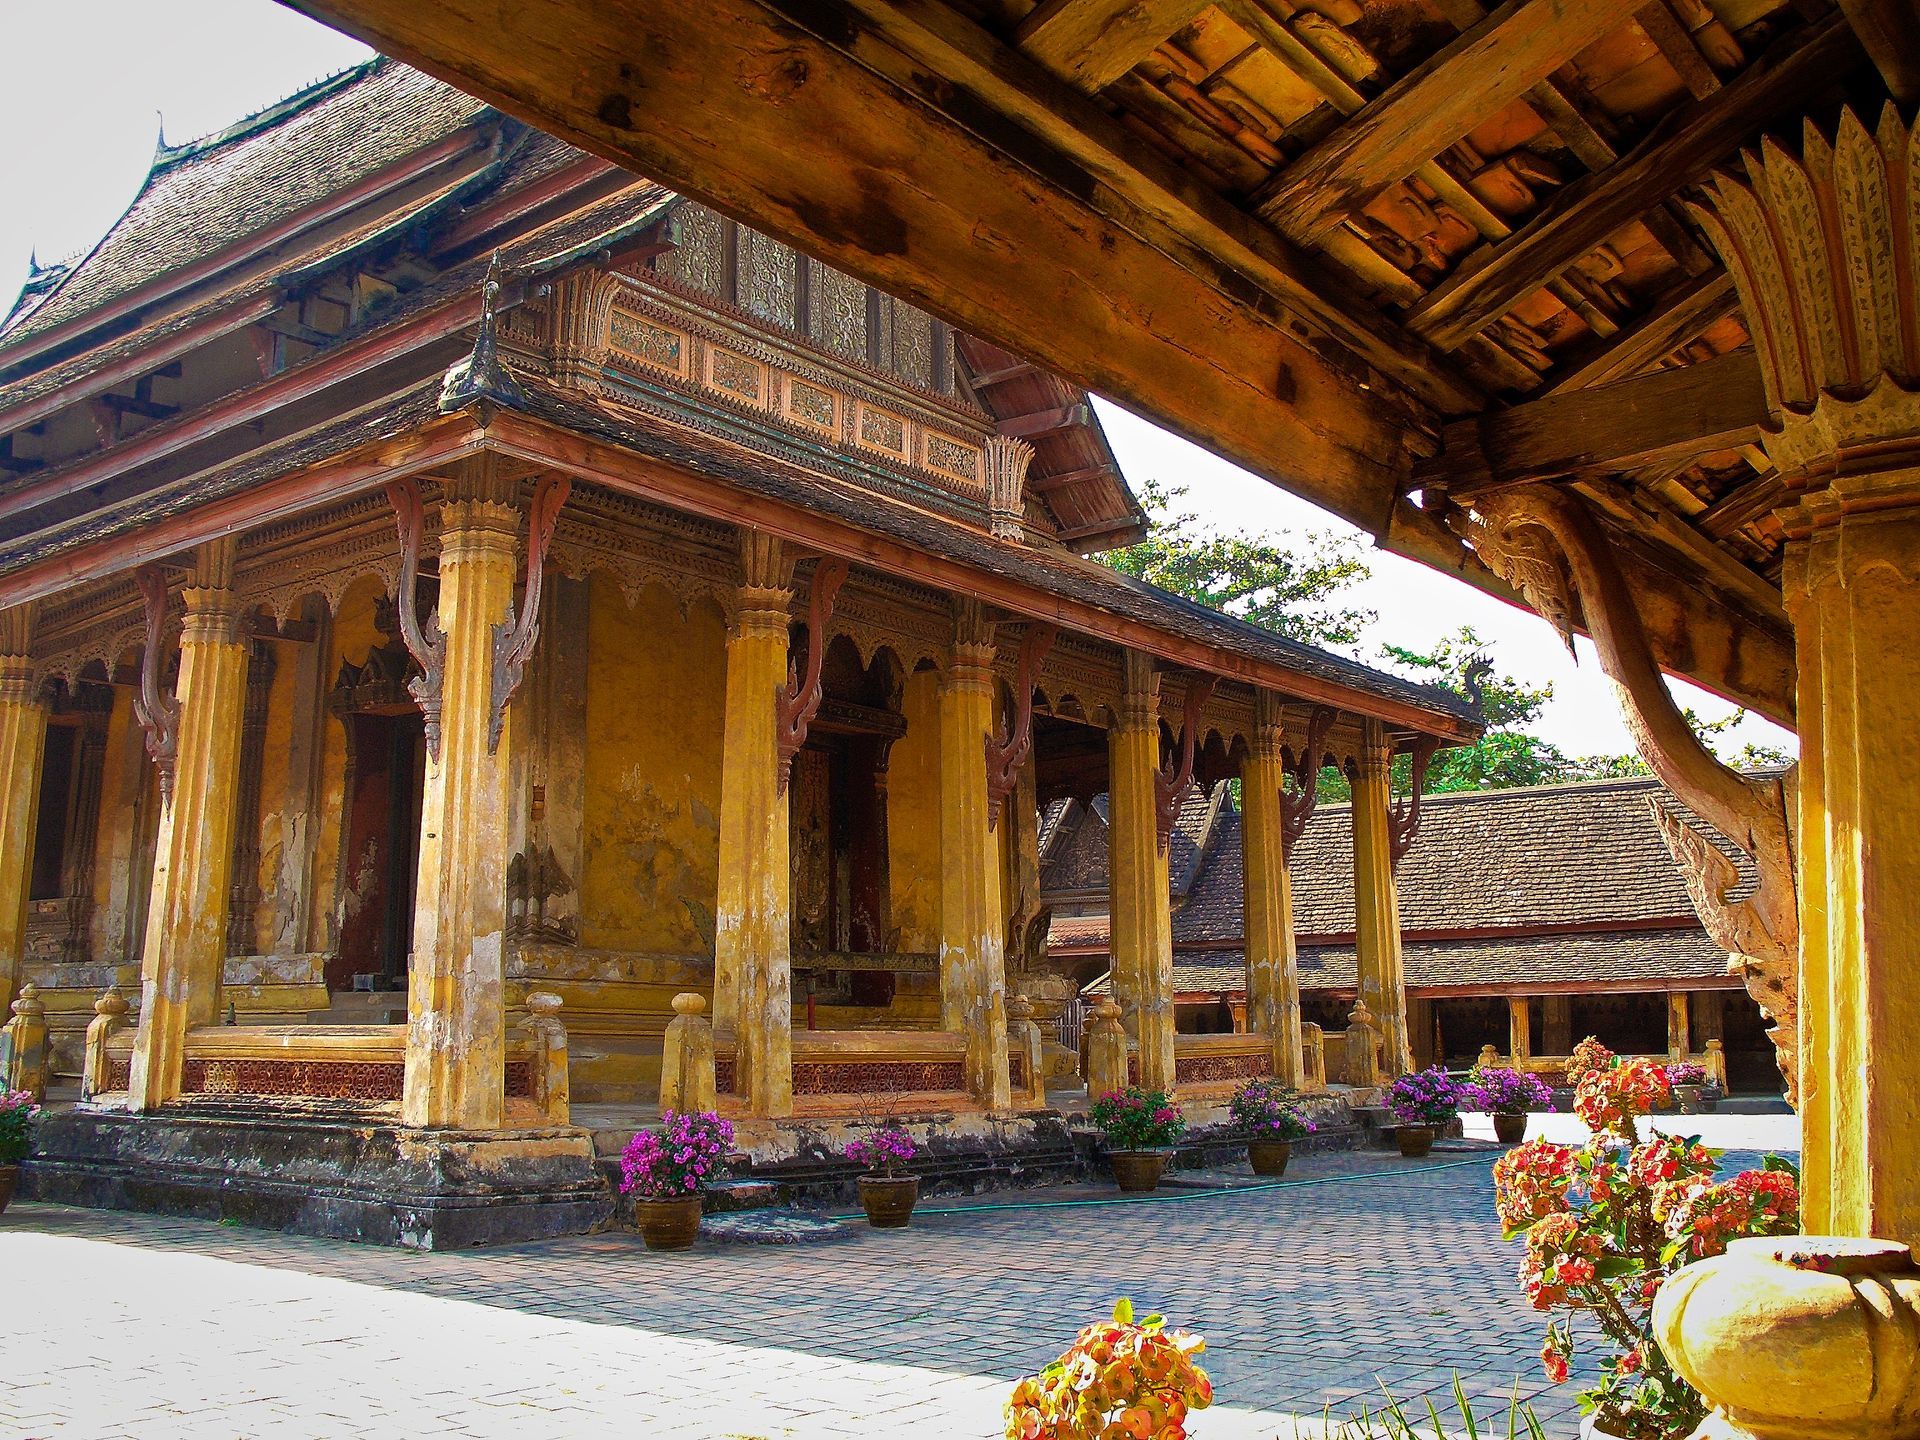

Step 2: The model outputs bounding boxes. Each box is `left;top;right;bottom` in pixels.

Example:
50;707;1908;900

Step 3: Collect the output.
578;576;725;957
887;668;943;953
249;635;303;954
87;686;146;967
306;575;386;954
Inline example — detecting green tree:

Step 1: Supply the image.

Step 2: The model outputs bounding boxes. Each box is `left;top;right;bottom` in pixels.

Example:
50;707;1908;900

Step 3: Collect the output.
1101;478;1375;650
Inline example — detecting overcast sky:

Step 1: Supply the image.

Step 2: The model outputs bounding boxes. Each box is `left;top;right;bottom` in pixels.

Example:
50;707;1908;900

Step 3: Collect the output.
0;0;1795;763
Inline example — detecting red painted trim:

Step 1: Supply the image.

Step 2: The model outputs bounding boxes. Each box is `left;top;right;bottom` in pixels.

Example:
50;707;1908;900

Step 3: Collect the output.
0;130;489;374
430;155;623;255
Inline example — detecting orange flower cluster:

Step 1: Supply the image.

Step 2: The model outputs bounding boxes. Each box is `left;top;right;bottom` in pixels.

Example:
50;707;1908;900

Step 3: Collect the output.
1520;1212;1609;1311
1652;1166;1801;1261
1563;1037;1616;1086
1573;1056;1669;1135
1006;1299;1212;1440
1492;1139;1575;1234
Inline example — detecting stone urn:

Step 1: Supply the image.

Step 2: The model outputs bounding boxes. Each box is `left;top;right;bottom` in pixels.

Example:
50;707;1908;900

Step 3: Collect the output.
857;1175;921;1229
1493;1112;1529;1145
0;1164;16;1217
633;1195;704;1251
1109;1150;1169;1193
1654;1235;1920;1439
1396;1125;1436;1158
1247;1139;1292;1177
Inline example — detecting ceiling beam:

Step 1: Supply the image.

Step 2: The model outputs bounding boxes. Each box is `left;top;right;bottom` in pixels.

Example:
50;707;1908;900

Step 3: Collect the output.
1419;349;1769;491
1405;12;1864;351
1254;0;1648;245
1012;0;1212;94
1546;270;1739;393
279;0;1478;541
1836;0;1920;104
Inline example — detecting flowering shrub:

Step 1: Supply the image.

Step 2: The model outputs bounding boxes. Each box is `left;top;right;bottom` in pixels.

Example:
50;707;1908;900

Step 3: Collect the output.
1090;1088;1185;1151
845;1123;917;1177
619;1109;733;1200
1565;1037;1616;1086
0;1089;38;1164
1387;1067;1464;1128
1490;1036;1800;1439
1664;1062;1706;1088
1228;1078;1315;1140
1005;1298;1212;1440
1467;1067;1554;1116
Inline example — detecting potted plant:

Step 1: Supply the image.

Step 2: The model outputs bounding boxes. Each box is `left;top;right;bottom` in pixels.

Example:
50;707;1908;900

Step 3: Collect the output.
618;1108;733;1251
1493;1036;1800;1440
1665;1061;1708;1114
0;1089;37;1216
1386;1067;1463;1157
1228;1077;1314;1176
1089;1086;1185;1192
1006;1297;1212;1440
1469;1065;1555;1145
846;1123;920;1228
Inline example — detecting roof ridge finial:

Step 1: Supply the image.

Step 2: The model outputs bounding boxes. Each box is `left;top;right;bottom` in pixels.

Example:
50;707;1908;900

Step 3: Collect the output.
438;250;527;417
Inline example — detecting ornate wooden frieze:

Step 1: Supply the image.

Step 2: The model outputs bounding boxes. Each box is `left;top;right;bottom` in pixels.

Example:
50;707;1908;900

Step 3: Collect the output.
236;492;406;624
549;270;620;389
32;577;151;690
1387;735;1439;869
922;429;983;486
1031;631;1125;724
383;477;447;761
132;565;181;806
1174;1048;1273;1086
488;471;571;754
1153;674;1216;852
547;484;738;615
791;1057;966;1096
985;622;1057;830
609;306;690;379
1281;705;1337;855
774;557;850;792
826;569;953;673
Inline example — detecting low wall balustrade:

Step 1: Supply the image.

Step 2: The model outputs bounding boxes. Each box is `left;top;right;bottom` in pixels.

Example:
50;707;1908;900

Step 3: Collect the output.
1171;1033;1275;1094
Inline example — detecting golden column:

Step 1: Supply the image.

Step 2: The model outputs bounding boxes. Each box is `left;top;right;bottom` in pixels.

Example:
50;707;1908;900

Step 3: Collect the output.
1349;720;1410;1078
129;540;250;1111
401;468;520;1131
939;600;1010;1109
0;604;46;1017
713;533;795;1118
1240;691;1302;1087
1108;653;1175;1092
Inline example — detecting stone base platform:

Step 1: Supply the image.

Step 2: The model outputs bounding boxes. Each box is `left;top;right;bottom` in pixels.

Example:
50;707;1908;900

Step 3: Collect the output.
22;1101;613;1250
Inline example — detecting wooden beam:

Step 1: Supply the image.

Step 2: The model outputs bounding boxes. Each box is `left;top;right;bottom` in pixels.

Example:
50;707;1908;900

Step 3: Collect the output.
1012;0;1212;94
1546;270;1739;393
1405;13;1864;350
998;404;1090;439
1836;0;1920;104
1635;0;1724;100
1254;0;1648;244
279;0;1476;539
1419;349;1769;490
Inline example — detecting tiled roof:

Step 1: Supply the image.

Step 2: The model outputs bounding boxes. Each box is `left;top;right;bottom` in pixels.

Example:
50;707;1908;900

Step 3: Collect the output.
1;62;492;350
1086;927;1732;995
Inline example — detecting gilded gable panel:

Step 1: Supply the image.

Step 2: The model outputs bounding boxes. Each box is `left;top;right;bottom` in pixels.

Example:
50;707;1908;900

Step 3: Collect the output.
808;264;867;362
892;300;934;390
659;205;728;297
738;229;798;330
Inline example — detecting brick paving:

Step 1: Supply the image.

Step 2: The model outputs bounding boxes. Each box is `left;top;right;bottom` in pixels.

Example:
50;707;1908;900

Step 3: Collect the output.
0;1120;1797;1440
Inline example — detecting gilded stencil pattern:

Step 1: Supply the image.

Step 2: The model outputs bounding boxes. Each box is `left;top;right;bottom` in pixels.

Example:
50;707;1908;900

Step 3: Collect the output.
859;405;907;454
709;349;763;402
738;228;798;329
923;433;981;484
787;379;837;430
610;310;686;376
792;1059;967;1096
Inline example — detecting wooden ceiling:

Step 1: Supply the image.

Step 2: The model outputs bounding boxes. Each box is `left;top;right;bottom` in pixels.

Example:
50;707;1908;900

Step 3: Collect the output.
280;0;1917;722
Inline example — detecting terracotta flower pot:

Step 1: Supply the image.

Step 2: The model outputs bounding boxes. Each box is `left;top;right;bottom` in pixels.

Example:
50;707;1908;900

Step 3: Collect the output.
1675;1084;1704;1114
633;1195;704;1251
1109;1150;1169;1193
1247;1139;1292;1177
857;1174;920;1228
0;1164;15;1217
1493;1112;1529;1145
1396;1125;1437;1158
1578;1413;1633;1440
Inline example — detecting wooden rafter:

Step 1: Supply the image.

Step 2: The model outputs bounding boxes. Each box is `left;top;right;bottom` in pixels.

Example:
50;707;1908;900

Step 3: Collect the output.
1013;0;1212;94
1405;13;1865;350
1546;271;1739;394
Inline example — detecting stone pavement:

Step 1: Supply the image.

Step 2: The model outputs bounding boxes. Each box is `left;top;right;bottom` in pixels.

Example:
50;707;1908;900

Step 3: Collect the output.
0;1120;1797;1440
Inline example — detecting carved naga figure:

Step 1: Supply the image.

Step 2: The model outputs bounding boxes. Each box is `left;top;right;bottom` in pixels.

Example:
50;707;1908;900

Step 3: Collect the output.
1451;486;1801;1099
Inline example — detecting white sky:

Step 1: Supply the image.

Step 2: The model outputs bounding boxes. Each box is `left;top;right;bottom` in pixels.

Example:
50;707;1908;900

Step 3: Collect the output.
0;0;1795;763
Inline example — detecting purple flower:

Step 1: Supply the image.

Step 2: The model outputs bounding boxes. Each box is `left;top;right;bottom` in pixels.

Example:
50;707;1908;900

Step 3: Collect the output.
619;1110;734;1199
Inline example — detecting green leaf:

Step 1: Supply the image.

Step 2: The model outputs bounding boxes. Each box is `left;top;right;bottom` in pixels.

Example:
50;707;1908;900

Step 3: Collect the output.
1112;1297;1134;1326
1454;1375;1482;1440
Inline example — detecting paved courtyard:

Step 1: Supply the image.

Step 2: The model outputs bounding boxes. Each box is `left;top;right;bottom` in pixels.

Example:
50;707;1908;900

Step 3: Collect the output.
0;1116;1797;1440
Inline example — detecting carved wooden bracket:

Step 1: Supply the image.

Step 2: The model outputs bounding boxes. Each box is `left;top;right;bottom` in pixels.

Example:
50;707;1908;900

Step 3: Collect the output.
775;557;849;794
489;471;571;754
1153;675;1215;853
383;477;447;762
131;565;180;807
1280;706;1336;855
1387;735;1439;869
984;622;1057;830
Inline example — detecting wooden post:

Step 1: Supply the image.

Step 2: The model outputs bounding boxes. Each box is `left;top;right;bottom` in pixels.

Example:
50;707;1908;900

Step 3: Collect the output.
0;606;46;1019
1241;690;1303;1087
1108;653;1174;1092
1667;991;1691;1061
1350;721;1410;1076
1542;993;1574;1056
1508;996;1533;1066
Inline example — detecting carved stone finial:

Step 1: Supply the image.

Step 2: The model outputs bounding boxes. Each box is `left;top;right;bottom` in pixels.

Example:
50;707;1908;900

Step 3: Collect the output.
672;992;708;1018
439;251;528;417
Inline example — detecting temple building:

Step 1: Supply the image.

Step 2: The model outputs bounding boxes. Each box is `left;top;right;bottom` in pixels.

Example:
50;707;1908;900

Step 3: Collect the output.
0;61;1478;1242
1046;774;1774;1090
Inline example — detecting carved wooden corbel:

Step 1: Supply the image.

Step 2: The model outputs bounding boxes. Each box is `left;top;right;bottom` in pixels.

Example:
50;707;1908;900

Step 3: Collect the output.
488;471;571;754
985;622;1057;829
1451;483;1801;1096
775;557;850;792
131;565;180;806
1153;675;1216;852
1280;706;1336;855
1387;735;1439;868
383;477;447;761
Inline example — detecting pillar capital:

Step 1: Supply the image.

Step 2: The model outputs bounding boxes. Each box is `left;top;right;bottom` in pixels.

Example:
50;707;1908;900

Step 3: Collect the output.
0;655;42;709
984;434;1034;543
1115;649;1159;734
1251;689;1286;762
1350;718;1394;780
731;530;794;635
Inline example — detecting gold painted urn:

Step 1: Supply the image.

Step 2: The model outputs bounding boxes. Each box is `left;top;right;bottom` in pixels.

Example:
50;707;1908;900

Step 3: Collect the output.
1653;1235;1920;1439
